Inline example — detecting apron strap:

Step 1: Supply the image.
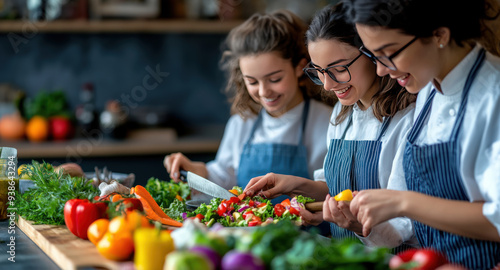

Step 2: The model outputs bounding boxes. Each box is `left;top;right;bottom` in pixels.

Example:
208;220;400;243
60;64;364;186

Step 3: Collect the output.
340;112;353;140
298;98;310;144
245;109;263;145
376;116;393;141
450;48;486;140
407;89;437;143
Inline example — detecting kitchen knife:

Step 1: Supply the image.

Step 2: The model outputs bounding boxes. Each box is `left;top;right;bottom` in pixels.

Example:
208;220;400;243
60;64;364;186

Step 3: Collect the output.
179;170;236;200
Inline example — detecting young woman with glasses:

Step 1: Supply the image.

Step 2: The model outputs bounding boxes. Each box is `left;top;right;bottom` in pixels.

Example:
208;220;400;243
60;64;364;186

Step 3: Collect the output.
245;3;417;250
343;0;500;268
164;10;334;206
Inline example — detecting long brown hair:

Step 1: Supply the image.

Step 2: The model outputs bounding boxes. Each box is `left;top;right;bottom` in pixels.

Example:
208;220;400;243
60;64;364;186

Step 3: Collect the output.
306;3;416;124
220;10;334;119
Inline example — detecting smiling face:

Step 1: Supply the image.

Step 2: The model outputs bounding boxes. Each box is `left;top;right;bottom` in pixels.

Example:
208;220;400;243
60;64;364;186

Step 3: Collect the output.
355;24;441;94
239;51;305;117
307;39;378;108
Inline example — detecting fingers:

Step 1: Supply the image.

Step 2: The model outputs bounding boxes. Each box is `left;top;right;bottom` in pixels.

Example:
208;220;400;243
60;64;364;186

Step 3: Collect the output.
165;153;189;182
300;208;323;226
244;173;283;198
244;175;264;196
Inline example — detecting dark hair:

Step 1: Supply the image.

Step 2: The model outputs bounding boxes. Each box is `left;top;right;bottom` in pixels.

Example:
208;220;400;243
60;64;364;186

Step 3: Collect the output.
343;0;500;55
306;3;416;124
220;10;332;118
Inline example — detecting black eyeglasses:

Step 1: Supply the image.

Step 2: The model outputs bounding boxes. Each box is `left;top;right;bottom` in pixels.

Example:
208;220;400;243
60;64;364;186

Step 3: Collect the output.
359;37;418;71
303;53;363;85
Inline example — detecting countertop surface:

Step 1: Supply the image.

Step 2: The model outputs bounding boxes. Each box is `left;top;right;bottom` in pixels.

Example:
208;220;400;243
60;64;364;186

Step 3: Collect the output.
0;218;60;269
1;126;224;159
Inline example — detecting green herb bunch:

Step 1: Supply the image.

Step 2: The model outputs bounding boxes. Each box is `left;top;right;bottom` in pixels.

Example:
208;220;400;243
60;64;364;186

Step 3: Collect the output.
17;161;98;225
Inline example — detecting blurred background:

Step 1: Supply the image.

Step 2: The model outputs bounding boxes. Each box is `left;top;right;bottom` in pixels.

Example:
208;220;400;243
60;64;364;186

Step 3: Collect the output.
0;0;338;185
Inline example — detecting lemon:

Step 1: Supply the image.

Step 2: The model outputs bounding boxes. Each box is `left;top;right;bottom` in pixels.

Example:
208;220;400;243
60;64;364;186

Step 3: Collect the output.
334;189;353;201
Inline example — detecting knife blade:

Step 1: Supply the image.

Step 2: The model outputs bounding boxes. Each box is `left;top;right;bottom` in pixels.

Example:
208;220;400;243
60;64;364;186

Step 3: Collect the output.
179;170;236;200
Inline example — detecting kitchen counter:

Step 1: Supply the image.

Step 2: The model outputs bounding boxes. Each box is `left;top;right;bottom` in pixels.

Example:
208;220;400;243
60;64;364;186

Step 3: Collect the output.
1;126;224;159
0;219;59;270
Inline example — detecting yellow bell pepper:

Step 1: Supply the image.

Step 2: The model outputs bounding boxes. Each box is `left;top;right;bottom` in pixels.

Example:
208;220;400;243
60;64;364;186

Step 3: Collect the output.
334;189;353;201
134;227;175;270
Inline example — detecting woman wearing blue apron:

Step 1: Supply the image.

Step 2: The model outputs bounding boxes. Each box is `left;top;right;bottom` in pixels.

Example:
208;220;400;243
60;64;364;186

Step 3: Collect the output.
164;11;333;202
237;99;309;205
245;4;419;250
344;0;500;268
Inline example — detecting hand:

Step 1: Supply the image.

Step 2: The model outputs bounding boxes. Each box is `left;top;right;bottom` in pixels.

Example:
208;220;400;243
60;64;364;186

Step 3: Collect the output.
323;194;363;235
163;152;207;182
244;173;299;199
299;208;324;226
349;189;406;237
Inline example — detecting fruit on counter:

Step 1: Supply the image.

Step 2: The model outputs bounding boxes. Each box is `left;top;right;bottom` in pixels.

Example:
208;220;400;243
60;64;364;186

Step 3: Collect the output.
221;251;265;270
49;116;74;141
17;164;32;179
134;227;175;270
0;112;26;140
87;218;110;245
164;251;214;270
132;185;183;227
334;189;354;201
97;231;134;261
64;199;108;240
26;115;49;142
54;163;85;178
389;248;449;270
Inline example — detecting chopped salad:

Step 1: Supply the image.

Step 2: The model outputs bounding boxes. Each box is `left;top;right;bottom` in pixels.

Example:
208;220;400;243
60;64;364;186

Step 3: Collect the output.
183;186;315;227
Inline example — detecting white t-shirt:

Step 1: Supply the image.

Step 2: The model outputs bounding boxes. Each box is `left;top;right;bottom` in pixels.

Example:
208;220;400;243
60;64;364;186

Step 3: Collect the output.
414;45;500;236
314;100;419;248
206;99;333;189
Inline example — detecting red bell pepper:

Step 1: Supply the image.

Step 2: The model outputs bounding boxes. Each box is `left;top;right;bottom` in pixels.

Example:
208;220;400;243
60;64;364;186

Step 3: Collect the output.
64;199;108;240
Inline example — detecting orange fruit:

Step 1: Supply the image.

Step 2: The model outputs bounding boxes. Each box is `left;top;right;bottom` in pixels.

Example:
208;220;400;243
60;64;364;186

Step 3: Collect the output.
87;219;110;245
26;116;49;142
334;189;353;201
96;232;134;261
0;112;26;140
126;210;152;230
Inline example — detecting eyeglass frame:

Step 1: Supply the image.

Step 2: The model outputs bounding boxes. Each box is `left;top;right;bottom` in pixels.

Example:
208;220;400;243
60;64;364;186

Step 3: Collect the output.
303;52;363;85
359;36;418;71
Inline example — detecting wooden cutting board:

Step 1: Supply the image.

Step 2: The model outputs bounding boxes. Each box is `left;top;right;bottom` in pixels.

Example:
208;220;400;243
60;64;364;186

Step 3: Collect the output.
16;216;124;270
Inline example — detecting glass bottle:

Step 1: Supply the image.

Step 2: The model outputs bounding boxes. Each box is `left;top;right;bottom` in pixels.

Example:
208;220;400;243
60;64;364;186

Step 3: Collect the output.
0;147;19;221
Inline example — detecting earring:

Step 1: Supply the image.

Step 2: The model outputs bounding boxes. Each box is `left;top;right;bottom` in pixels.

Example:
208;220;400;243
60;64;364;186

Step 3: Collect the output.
439;44;444;48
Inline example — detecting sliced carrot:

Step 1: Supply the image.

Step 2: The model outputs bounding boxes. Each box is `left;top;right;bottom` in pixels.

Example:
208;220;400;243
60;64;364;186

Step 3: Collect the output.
133;185;179;221
228;189;239;195
175;194;183;202
238;193;247;200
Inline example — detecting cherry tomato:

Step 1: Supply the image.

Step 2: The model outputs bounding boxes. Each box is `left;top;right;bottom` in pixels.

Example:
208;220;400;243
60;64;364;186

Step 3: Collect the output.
280;198;291;208
242;210;254;220
195;214;205;220
217;200;228;216
227;196;240;205
248;200;255;207
274;204;286;217
121;198;143;212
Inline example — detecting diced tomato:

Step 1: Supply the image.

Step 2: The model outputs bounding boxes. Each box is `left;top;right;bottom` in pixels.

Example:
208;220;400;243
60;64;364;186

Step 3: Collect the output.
227;196;240;205
242;210;254;220
217;200;228;216
289;207;300;216
281;198;291;208
248;200;255;207
248;221;261;227
251;215;261;222
274;204;286;217
257;202;267;208
195;214;205;220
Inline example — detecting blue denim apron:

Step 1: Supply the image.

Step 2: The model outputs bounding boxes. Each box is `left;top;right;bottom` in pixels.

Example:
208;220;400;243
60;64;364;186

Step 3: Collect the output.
324;112;392;240
237;99;310;205
404;49;500;269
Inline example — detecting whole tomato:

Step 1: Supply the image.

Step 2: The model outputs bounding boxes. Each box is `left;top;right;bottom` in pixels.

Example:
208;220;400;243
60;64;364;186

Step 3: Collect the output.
87;219;110;245
96;232;134;261
390;248;448;270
